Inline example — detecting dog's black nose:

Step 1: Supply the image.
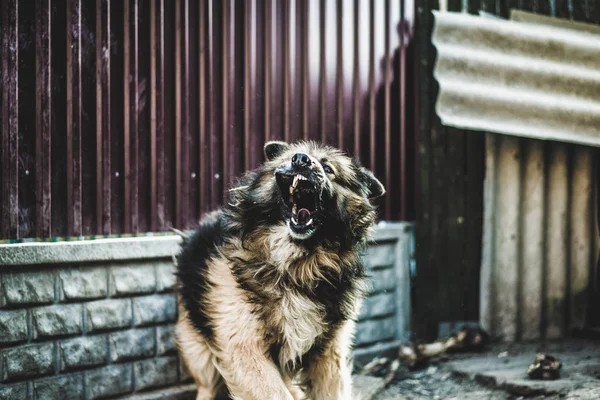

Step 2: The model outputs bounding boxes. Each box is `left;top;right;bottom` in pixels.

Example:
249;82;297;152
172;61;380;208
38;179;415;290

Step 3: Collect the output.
292;153;311;168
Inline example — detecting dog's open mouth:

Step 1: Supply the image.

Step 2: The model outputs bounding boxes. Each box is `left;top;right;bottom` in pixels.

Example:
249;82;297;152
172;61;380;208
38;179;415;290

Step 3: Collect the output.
276;173;319;236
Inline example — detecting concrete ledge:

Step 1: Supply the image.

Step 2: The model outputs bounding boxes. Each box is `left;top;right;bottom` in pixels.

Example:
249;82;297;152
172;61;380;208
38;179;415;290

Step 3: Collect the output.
0;236;183;266
0;224;412;267
372;222;412;243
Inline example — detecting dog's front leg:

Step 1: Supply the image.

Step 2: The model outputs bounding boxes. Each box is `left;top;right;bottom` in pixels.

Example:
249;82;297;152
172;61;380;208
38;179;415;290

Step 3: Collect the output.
216;344;294;400
306;321;355;400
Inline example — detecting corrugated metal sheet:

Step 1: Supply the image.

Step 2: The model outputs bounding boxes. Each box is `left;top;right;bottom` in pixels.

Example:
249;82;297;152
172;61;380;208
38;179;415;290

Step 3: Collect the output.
480;135;598;341
431;11;600;148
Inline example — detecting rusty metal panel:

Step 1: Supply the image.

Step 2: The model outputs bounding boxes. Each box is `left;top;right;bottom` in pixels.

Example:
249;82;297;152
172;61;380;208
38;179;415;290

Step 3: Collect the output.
432;10;600;148
1;0;417;241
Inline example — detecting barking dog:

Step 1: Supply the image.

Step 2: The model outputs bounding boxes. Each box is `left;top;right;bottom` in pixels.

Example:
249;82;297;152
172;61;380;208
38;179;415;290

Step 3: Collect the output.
175;141;385;400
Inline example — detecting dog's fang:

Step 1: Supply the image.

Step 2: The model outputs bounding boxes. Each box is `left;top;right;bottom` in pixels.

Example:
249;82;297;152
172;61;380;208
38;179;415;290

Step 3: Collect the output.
292;174;300;189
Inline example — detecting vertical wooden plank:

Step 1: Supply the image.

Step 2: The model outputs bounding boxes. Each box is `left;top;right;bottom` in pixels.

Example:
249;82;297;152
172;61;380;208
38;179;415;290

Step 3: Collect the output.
368;1;376;171
199;0;209;215
80;0;96;235
399;6;407;220
594;148;600;329
410;2;421;221
16;4;35;239
182;0;190;224
207;0;222;209
463;138;485;325
545;142;569;339
174;0;182;227
352;0;360;156
319;0;326;143
110;0;124;234
493;135;521;342
137;0;152;232
0;2;3;238
264;0;271;142
185;0;199;225
414;0;438;339
480;133;498;335
569;146;593;331
250;0;264;165
175;0;190;227
222;0;230;197
154;0;167;230
150;0;158;231
384;0;392;220
243;0;251;170
95;0;111;234
123;0;132;232
336;0;344;150
163;0;176;227
283;0;291;143
100;0;112;234
1;0;19;239
301;0;309;141
520;140;545;341
67;0;83;236
50;1;69;236
289;0;302;143
443;126;470;322
36;0;52;238
130;0;140;233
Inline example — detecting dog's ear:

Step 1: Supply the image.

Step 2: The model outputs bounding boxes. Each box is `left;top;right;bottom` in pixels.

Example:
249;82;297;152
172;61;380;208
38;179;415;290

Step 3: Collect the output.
359;168;385;199
264;141;290;161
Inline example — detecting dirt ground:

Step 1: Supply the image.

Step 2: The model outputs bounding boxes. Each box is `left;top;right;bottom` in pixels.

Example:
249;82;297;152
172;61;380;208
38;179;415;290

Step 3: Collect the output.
364;340;600;400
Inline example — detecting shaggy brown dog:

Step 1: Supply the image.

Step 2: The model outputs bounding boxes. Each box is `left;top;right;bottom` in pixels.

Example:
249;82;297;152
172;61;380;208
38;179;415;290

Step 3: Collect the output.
175;141;385;400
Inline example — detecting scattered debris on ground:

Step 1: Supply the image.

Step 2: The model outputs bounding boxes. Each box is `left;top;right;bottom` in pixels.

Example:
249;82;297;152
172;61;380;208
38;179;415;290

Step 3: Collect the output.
361;327;490;383
528;353;563;380
359;337;600;400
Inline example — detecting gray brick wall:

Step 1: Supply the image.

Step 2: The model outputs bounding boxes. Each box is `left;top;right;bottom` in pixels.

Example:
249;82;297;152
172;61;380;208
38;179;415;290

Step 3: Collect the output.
0;224;412;398
0;260;184;400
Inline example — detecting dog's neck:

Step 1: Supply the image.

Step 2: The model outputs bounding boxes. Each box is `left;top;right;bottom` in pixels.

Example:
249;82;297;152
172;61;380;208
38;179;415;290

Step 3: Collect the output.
226;222;362;293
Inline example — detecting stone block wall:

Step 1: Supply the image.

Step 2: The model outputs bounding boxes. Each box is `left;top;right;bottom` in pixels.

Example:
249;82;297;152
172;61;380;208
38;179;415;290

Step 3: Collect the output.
0;224;412;399
0;260;184;400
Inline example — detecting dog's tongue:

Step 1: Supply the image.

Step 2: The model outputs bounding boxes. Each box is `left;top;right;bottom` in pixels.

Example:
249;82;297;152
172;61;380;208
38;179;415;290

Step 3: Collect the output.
297;208;311;224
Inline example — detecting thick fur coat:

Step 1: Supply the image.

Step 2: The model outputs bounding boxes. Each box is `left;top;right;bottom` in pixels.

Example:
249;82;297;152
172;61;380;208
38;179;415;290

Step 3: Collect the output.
175;141;385;400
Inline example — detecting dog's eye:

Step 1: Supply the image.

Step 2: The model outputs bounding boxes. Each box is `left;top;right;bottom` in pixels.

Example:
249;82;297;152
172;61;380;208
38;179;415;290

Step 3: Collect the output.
323;164;334;175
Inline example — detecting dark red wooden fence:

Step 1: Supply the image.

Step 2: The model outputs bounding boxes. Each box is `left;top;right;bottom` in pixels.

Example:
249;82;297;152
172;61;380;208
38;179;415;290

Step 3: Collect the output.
0;0;417;240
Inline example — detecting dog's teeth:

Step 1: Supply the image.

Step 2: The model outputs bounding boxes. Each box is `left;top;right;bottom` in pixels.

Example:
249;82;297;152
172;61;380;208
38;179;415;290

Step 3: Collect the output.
292;175;300;189
306;218;313;226
289;185;294;195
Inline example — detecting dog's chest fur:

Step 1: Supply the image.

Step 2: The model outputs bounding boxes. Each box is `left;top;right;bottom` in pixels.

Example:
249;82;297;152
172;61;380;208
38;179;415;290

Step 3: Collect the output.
273;290;326;368
228;225;353;369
